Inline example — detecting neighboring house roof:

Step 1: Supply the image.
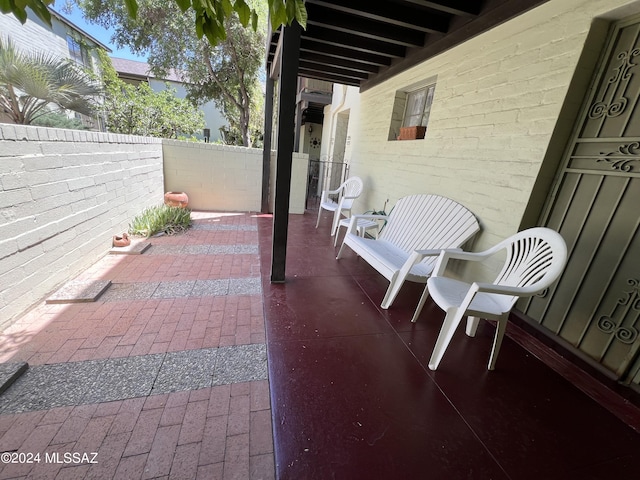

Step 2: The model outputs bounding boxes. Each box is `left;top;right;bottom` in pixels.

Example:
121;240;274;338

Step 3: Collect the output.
111;57;185;83
48;7;111;52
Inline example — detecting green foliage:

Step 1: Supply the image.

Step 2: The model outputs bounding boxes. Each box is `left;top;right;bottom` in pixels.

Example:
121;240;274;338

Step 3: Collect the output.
220;125;263;148
0;37;101;124
97;51;204;138
129;204;192;237
81;0;267;146
31;111;89;130
3;0;306;47
0;0;51;24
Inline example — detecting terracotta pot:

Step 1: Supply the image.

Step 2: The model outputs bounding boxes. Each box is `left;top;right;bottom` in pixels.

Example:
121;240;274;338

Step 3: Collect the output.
164;191;189;208
397;126;426;140
113;233;130;247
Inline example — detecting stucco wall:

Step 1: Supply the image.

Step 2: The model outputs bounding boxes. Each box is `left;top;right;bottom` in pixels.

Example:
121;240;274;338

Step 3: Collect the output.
333;0;640;280
0;124;163;328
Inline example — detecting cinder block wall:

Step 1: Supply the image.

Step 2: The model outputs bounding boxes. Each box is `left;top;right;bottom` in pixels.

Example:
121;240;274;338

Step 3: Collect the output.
163;140;309;214
163;141;263;211
0;124;164;328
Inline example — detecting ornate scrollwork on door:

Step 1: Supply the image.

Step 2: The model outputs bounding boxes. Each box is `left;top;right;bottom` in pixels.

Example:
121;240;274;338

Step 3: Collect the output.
597;142;640;172
588;48;640;119
597;278;640;344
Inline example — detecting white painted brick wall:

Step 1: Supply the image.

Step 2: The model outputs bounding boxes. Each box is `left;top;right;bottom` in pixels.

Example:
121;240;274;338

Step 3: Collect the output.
0;124;163;328
335;0;639;282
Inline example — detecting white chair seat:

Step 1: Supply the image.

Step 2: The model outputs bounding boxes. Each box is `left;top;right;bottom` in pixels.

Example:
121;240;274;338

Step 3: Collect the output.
320;199;339;212
428;277;508;318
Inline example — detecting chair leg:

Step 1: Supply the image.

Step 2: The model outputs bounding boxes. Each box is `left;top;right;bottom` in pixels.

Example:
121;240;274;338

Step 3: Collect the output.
315;206;322;229
465;316;480;337
334;221;349;247
411;286;431;323
381;251;422;309
380;272;402;309
428;308;465;370
330;210;341;236
487;316;508;370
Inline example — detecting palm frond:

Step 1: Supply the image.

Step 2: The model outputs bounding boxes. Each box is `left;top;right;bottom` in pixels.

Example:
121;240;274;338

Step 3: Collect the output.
0;37;102;124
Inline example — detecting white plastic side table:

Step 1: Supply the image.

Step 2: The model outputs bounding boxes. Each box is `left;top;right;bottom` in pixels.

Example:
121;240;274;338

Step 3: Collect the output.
335;217;380;246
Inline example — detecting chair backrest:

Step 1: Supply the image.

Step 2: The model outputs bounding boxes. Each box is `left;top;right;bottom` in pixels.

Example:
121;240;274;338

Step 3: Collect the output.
380;194;480;266
492;227;567;307
339;177;364;209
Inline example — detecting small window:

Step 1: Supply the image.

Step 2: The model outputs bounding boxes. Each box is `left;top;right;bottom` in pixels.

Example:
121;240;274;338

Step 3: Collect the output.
67;35;91;67
388;79;436;141
403;84;435;128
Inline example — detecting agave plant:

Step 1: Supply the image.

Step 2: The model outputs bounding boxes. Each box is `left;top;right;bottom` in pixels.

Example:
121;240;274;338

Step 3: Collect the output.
0;37;102;124
129;204;192;237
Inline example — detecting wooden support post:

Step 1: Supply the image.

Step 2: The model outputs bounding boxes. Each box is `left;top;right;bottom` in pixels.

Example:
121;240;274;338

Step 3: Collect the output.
261;73;274;214
271;22;301;283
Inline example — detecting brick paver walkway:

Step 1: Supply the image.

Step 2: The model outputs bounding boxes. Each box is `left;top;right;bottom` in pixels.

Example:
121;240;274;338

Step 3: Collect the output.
0;212;274;479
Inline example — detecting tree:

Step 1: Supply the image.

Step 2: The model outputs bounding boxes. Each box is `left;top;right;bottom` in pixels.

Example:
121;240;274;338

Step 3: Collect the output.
78;0;267;147
98;51;205;138
1;0;307;47
0;37;101;125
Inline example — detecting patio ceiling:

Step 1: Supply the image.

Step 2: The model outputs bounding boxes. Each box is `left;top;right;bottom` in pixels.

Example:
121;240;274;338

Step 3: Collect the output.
267;0;550;91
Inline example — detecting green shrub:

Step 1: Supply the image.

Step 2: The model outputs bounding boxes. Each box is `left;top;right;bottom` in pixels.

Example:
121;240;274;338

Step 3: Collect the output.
129;205;192;237
31;112;89;130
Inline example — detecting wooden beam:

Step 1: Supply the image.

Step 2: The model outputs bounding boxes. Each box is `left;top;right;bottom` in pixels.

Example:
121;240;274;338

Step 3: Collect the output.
361;0;551;92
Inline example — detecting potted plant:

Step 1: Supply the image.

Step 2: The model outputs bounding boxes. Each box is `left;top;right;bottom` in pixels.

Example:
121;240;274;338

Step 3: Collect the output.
397;126;426;140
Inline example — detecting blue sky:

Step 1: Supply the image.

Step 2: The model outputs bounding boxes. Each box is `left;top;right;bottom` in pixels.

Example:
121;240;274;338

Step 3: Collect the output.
57;5;147;62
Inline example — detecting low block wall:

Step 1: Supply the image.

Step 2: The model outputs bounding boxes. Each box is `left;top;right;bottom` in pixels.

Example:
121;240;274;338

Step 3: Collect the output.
1;129;309;328
163;140;309;214
163;141;263;211
0;124;164;328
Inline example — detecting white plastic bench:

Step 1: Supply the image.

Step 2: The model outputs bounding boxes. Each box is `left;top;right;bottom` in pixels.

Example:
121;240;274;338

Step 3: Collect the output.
336;194;480;309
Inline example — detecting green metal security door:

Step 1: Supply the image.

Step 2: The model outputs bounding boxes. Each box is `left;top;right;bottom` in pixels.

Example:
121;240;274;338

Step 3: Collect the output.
522;17;640;386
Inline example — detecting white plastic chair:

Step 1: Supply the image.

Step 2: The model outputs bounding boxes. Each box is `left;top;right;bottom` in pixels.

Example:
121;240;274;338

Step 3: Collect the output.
414;227;567;371
315;176;364;237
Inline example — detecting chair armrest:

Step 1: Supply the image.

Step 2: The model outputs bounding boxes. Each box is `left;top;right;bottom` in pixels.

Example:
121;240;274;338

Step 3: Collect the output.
411;249;456;273
320;187;343;203
474;282;538;296
430;249;491;276
414;248;460;257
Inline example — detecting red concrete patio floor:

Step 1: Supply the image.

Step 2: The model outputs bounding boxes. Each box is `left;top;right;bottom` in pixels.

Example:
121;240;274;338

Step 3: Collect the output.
1;209;639;480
